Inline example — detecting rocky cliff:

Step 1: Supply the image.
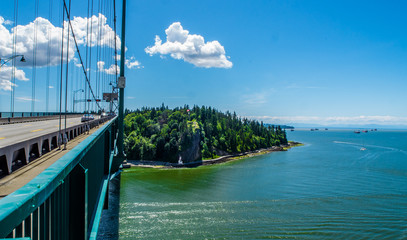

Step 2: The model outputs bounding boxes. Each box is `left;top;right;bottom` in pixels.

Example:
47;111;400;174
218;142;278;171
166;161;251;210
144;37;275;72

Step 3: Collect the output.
179;132;201;163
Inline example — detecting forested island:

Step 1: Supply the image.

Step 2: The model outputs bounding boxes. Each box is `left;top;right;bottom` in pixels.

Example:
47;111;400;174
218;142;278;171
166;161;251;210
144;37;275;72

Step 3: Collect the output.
124;104;288;163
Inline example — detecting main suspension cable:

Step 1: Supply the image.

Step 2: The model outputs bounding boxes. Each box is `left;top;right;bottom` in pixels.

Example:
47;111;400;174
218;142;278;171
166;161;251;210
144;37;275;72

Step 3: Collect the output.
62;0;102;110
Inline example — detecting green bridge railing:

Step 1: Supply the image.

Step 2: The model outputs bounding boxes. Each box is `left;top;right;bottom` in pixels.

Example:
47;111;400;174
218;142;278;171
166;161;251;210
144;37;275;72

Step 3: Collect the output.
0;116;122;239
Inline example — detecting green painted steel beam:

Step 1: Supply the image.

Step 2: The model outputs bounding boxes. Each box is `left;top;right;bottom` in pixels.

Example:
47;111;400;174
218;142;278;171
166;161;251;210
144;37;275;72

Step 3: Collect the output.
0;117;118;237
0;238;31;240
89;130;118;238
88;176;109;240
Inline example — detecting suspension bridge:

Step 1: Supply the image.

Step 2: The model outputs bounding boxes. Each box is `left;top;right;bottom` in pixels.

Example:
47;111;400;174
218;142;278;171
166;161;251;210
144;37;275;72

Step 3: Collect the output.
0;0;127;239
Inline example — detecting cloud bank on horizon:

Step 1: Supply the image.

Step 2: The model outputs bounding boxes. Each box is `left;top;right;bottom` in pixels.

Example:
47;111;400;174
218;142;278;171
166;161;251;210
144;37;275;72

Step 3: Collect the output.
248;115;407;127
145;22;232;69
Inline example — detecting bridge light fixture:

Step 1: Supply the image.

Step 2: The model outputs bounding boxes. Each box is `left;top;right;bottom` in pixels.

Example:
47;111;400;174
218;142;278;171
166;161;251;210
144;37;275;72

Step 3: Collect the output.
0;54;27;69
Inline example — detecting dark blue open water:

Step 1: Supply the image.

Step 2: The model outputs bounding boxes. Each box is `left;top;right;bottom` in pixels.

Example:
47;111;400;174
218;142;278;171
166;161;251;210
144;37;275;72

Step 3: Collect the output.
117;130;407;239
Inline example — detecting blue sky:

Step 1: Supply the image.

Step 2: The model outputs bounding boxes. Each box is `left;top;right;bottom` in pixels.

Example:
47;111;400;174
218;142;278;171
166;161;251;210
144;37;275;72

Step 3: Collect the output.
1;0;407;127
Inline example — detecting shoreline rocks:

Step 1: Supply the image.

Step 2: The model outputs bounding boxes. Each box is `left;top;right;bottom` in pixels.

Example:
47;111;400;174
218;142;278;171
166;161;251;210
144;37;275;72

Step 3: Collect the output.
124;142;302;169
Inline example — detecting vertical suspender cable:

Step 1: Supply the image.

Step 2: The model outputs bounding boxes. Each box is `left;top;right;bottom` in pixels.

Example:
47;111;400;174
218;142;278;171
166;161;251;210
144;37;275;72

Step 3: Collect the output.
107;0;112;109
11;0;19;113
58;4;65;149
112;0;117;114
46;0;53;112
96;0;101;109
72;59;76;112
88;0;94;113
56;0;63;112
31;0;39;113
102;0;109;110
63;0;72;149
85;0;90;114
76;63;80;112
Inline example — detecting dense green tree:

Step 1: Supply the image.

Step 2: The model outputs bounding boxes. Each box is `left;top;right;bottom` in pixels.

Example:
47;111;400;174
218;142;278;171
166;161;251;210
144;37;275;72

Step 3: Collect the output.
124;105;288;162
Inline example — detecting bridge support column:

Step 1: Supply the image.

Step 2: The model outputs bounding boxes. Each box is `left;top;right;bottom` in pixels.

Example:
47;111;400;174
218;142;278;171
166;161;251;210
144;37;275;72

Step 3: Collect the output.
24;145;30;164
5;152;13;174
39;139;43;157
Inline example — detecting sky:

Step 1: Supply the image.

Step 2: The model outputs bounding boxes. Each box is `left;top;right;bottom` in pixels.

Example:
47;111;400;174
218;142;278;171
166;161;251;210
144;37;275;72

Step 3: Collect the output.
1;0;406;127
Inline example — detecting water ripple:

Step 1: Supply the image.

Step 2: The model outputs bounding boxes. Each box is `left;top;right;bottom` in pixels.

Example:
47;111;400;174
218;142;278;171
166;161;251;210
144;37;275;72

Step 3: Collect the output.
116;131;407;239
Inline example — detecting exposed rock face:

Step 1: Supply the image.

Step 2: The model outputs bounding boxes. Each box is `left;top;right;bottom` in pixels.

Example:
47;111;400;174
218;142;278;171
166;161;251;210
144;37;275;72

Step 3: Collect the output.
179;132;201;163
215;149;229;157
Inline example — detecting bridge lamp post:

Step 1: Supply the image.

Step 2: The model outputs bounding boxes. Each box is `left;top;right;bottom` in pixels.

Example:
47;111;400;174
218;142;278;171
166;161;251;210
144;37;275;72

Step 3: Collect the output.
73;89;84;113
0;55;26;69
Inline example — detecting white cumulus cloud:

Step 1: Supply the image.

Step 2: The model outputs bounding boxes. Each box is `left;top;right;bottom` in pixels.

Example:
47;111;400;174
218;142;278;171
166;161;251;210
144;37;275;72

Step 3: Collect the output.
69;13;120;50
1;17;72;67
0;14;123;91
0;17;13;26
0;66;28;91
97;61;117;75
125;57;142;69
145;22;232;68
0;14;120;68
97;56;142;75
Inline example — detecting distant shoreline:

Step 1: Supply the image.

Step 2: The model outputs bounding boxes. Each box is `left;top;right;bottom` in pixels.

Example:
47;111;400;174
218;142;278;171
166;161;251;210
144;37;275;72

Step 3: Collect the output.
124;141;303;169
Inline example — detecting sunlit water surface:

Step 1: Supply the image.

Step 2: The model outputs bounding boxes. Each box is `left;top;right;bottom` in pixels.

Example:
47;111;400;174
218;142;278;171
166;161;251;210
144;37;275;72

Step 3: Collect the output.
118;130;407;239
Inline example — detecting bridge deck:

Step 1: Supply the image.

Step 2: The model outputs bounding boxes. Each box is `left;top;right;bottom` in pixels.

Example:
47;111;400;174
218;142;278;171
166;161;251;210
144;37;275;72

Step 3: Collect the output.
0;117;84;148
0;122;107;199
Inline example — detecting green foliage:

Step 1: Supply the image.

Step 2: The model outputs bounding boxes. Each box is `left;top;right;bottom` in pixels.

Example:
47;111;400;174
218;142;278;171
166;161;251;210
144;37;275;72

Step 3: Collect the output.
124;104;287;162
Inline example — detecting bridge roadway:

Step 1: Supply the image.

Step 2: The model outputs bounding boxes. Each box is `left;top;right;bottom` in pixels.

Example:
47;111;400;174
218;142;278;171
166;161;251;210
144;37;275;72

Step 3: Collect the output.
0;117;86;148
0;118;107;198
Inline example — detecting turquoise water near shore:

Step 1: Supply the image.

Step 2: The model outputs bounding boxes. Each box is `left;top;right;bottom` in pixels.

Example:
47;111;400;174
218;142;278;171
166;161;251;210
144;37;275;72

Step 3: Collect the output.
118;130;407;239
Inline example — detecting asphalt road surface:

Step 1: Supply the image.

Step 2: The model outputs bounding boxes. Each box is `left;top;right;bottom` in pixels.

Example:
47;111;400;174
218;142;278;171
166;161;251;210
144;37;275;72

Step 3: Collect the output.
0;117;85;148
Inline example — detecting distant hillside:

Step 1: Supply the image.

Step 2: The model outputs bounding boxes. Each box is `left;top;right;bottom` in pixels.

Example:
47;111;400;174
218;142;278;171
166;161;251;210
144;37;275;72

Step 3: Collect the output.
287;123;407;130
264;124;294;129
124;105;287;163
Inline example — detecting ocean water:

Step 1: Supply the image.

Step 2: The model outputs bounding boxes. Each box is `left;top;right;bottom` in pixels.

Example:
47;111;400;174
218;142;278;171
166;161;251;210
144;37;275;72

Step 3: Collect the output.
116;130;407;239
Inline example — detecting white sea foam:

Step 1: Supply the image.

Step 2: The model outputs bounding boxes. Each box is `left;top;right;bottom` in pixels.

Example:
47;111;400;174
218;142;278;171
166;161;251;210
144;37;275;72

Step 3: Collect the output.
333;141;407;154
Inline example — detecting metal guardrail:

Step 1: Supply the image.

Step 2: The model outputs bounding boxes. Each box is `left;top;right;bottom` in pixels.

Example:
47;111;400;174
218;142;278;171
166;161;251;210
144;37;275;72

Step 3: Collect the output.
0;116;119;239
0;114;86;125
0;112;85;118
0;117;109;176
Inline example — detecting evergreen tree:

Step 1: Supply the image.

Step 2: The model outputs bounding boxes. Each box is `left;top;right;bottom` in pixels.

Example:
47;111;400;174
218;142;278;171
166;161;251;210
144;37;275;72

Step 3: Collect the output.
124;105;288;162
